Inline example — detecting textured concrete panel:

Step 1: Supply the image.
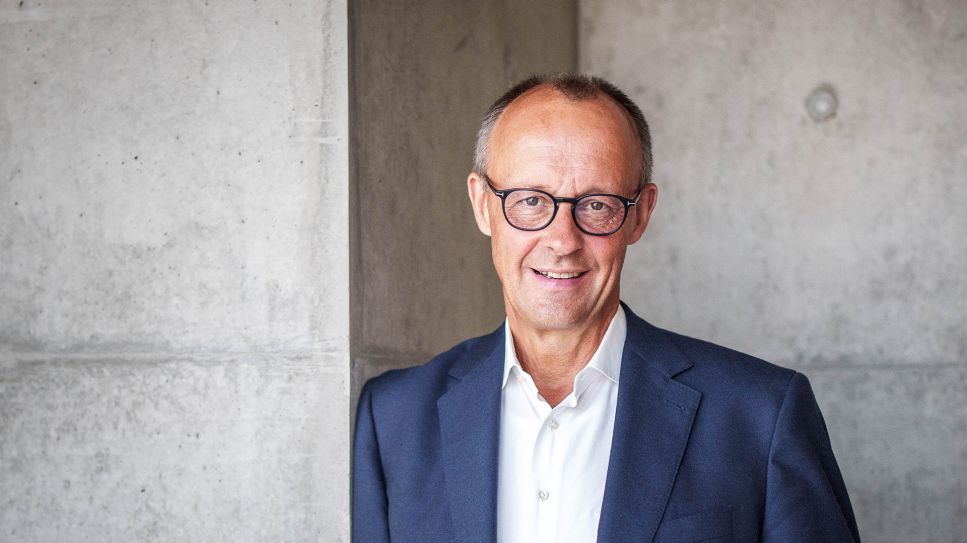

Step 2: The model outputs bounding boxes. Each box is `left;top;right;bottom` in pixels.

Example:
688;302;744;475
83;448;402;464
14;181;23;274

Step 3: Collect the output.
581;0;967;366
0;354;349;542
2;0;350;541
350;0;577;364
808;365;967;543
1;0;349;353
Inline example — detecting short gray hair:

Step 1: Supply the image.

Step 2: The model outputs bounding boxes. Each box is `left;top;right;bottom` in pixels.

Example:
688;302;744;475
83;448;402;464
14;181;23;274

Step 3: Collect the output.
473;73;653;190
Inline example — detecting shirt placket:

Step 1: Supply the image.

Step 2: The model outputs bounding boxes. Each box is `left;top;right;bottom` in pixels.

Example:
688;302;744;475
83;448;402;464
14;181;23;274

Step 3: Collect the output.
535;402;569;542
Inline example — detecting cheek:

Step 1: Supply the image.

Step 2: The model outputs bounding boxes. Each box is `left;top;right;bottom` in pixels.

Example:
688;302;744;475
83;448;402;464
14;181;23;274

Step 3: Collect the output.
489;229;513;275
491;228;534;273
487;202;505;231
589;239;628;272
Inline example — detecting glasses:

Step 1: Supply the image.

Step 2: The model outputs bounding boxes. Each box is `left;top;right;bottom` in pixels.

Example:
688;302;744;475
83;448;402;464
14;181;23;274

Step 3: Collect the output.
483;174;641;236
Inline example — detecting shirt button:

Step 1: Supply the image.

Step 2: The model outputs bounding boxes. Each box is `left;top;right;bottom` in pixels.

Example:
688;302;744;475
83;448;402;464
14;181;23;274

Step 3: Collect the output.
547;419;559;430
538;489;550;501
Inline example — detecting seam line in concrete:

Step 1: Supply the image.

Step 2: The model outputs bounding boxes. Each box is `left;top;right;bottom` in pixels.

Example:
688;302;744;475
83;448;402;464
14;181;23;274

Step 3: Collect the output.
0;350;348;361
797;362;967;371
354;349;435;358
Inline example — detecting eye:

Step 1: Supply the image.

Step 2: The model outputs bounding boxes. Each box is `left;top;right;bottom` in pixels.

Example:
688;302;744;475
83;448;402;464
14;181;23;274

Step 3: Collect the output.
589;201;605;211
524;196;540;206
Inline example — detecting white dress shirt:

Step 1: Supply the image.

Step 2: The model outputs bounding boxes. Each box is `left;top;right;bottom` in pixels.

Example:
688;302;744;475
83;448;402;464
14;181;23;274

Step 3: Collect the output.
497;306;626;543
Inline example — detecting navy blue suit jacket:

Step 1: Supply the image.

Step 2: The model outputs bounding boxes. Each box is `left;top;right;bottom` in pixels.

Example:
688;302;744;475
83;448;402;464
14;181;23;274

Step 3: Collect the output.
353;305;860;542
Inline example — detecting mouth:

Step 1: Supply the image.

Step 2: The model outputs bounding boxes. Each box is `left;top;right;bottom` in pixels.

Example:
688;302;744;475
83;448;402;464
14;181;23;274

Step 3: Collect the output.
533;269;585;280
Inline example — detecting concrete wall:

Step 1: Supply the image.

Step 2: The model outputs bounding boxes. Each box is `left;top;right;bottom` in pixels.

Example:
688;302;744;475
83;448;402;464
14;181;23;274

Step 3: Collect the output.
1;1;350;540
581;1;967;541
349;1;577;391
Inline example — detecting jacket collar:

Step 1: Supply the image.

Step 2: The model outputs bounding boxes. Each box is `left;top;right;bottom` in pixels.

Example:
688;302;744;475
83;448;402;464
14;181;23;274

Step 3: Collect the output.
436;304;700;543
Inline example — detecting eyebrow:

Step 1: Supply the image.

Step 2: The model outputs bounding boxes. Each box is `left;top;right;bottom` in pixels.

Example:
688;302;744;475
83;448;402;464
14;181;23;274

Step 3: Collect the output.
488;174;627;196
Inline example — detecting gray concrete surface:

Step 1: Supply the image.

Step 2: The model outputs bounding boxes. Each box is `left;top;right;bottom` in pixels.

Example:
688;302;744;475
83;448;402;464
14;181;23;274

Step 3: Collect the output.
581;0;967;540
2;0;350;541
349;0;577;392
1;354;347;541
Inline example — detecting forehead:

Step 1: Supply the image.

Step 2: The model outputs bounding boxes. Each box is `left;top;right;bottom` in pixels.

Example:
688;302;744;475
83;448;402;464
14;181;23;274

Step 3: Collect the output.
488;87;641;190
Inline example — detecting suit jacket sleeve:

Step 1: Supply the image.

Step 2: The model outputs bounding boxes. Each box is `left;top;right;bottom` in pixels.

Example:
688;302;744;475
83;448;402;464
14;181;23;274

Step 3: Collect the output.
353;380;391;543
763;371;861;542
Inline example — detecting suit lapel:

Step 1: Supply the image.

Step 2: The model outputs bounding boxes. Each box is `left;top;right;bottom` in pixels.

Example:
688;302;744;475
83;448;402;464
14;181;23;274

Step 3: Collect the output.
598;307;702;543
437;327;504;543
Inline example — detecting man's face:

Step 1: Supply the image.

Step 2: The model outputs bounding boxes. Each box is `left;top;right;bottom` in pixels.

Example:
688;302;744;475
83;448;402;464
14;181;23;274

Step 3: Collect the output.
468;88;657;333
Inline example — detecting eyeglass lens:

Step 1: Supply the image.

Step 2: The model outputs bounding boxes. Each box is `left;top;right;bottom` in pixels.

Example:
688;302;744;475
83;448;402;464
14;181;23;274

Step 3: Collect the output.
503;190;627;234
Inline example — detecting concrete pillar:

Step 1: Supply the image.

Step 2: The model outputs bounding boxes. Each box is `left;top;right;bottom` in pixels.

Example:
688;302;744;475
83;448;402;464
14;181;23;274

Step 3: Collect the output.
581;1;967;541
2;0;350;539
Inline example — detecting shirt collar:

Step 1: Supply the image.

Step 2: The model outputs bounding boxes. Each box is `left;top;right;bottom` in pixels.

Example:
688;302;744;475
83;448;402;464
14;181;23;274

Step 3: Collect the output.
501;305;627;389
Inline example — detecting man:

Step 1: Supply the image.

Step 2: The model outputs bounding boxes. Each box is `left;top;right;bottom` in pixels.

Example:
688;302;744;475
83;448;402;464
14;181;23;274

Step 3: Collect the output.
353;74;860;542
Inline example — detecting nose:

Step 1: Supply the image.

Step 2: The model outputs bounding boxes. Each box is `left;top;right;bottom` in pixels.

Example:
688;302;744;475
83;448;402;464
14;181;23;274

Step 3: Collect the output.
540;204;584;255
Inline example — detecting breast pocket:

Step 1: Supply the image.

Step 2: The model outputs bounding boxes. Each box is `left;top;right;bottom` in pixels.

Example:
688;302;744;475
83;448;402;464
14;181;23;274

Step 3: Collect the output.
653;506;733;543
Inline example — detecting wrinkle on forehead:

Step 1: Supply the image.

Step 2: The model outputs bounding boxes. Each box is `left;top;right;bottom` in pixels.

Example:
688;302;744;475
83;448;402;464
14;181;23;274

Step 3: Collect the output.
492;139;624;193
505;136;626;169
488;88;641;194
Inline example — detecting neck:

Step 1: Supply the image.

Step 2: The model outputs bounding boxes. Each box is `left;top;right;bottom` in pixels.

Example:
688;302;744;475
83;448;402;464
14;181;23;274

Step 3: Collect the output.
508;303;618;407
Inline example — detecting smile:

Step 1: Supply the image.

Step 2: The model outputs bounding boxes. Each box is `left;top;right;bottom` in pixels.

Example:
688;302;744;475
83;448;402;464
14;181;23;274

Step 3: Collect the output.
534;269;585;280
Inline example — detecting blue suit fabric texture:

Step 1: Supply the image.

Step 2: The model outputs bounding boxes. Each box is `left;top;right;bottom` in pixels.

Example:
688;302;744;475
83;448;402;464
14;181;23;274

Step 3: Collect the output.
353;304;861;542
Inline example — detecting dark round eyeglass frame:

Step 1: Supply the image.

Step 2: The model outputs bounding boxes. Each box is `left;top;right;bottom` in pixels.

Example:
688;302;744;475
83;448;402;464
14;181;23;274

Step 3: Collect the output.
482;173;641;236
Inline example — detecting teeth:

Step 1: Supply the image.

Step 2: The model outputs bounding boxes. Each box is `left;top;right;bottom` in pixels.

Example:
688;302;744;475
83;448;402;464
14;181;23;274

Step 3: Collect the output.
539;270;582;279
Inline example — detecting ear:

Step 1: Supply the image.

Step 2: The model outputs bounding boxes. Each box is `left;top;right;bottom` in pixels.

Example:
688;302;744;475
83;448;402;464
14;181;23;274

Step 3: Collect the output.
626;182;658;244
467;172;493;237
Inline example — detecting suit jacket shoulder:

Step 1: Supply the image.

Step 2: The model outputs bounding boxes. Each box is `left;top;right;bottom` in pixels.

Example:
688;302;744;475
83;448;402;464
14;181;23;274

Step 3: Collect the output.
624;317;858;543
658;326;797;401
355;325;505;543
363;325;503;415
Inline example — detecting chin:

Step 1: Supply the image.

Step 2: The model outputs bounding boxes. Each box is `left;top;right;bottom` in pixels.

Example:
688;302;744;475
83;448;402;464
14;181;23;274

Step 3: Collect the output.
523;300;593;331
